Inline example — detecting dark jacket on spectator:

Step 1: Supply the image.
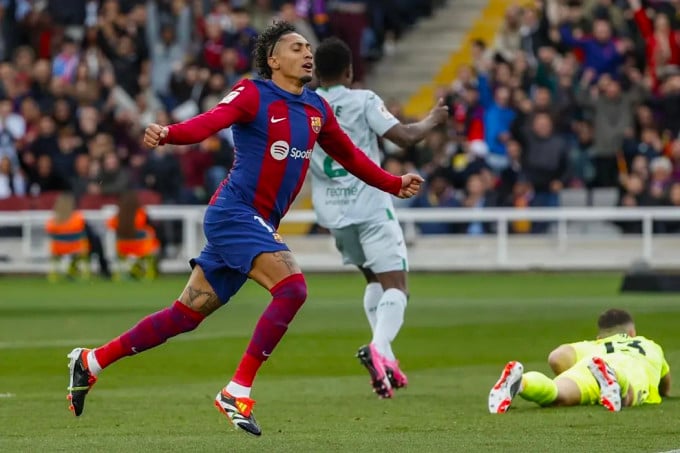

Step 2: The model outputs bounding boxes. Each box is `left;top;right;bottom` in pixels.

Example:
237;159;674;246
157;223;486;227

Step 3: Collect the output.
522;132;569;192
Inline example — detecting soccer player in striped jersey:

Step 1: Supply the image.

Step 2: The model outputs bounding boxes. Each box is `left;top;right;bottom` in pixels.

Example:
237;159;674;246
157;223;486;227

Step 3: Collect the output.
65;22;424;436
489;309;671;414
310;38;449;398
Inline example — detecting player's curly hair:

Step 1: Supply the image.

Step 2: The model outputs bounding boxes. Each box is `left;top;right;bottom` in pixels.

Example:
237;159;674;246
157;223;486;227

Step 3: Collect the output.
253;21;297;80
314;37;351;81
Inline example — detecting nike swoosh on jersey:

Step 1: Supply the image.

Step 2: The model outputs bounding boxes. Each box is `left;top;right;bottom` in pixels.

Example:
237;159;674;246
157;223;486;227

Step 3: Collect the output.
270;117;286;123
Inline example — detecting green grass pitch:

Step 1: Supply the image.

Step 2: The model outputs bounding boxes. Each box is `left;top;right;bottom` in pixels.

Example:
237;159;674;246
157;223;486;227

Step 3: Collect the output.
0;273;678;452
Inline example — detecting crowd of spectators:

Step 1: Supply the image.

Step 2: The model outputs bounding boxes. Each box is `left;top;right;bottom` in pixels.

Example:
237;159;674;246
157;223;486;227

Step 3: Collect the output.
382;0;680;234
0;0;438;209
1;0;680;238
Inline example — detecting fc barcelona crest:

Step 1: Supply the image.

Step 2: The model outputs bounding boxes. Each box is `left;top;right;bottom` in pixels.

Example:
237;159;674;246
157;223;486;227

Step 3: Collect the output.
310;116;322;133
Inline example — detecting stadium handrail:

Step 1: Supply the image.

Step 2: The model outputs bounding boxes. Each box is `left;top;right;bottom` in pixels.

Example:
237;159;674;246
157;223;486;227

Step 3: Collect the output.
2;206;680;272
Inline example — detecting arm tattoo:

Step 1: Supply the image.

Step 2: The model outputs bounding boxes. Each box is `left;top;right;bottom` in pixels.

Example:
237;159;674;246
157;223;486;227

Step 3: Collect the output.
273;251;299;274
180;285;222;316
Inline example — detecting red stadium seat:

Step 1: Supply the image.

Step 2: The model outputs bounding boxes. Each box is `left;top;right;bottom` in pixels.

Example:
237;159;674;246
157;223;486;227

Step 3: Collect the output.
136;189;163;206
0;196;32;211
78;194;118;210
32;191;63;210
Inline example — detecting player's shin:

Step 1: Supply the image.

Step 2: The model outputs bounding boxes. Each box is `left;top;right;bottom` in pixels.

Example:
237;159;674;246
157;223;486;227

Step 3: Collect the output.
91;301;205;373
227;274;307;396
519;371;558;406
363;282;383;333
372;288;407;361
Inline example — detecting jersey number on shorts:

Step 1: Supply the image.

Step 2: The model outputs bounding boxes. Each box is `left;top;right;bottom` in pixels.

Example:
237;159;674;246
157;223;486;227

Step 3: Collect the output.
604;339;646;356
253;215;274;232
323;156;348;178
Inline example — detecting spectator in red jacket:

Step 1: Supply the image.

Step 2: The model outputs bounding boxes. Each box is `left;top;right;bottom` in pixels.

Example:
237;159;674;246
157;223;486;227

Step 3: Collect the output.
630;0;680;92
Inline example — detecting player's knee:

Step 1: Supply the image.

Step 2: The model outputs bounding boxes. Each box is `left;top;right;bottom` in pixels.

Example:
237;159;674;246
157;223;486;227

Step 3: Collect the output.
290;276;308;304
547;351;562;374
376;271;408;293
272;273;308;306
553;377;582;406
548;346;574;375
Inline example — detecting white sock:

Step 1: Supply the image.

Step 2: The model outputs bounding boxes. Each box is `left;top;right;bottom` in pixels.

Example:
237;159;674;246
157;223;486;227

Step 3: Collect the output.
372;288;407;361
225;381;251;398
363;283;383;333
87;349;102;376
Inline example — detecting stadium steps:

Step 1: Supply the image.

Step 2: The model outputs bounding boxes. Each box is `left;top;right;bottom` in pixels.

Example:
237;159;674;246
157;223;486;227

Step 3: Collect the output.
366;0;507;117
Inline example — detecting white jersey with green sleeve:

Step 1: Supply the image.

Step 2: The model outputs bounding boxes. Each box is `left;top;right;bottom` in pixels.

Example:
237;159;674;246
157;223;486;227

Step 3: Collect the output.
310;85;400;229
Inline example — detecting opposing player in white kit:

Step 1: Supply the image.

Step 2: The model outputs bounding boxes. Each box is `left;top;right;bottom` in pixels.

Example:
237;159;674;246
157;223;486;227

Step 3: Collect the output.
310;38;449;398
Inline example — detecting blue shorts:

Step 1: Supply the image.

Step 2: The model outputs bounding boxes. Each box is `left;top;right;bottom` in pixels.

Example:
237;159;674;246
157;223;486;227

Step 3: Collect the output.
190;204;289;304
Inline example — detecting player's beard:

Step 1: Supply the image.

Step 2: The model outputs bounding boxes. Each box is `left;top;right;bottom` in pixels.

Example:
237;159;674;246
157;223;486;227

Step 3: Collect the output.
300;75;313;84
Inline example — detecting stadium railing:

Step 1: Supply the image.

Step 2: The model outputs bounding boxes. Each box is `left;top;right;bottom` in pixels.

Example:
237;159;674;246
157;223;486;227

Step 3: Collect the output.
1;206;680;273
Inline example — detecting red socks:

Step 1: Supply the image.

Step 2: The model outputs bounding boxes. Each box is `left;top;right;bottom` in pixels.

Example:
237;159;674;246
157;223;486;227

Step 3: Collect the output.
94;301;205;369
232;274;307;386
91;273;308;390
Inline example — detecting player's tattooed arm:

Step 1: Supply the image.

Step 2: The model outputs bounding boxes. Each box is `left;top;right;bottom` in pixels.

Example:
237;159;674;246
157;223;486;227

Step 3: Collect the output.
180;285;222;316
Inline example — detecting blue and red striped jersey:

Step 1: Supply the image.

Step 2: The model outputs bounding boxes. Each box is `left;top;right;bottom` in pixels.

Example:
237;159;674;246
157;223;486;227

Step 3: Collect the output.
164;78;401;227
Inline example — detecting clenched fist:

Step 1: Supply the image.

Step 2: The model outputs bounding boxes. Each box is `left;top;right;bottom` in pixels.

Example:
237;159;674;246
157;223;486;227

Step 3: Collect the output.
144;123;169;149
397;173;424;199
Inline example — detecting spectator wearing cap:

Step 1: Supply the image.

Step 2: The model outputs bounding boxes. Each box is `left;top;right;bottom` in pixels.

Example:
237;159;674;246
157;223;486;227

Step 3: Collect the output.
648;155;673;204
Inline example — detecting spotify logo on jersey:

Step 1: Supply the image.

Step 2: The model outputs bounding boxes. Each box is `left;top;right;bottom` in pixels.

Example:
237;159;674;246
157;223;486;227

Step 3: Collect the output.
269;141;312;160
270;140;290;160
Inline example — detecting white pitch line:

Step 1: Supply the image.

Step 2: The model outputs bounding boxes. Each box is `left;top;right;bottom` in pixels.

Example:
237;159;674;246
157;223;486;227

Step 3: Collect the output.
0;393;15;398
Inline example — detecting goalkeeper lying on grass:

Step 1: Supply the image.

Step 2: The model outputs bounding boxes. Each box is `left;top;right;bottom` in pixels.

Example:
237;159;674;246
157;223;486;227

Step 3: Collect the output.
488;308;671;413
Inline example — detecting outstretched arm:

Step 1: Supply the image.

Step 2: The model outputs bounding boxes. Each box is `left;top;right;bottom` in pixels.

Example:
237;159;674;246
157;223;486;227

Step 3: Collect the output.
317;100;422;198
630;0;653;38
382;98;449;148
143;79;259;147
